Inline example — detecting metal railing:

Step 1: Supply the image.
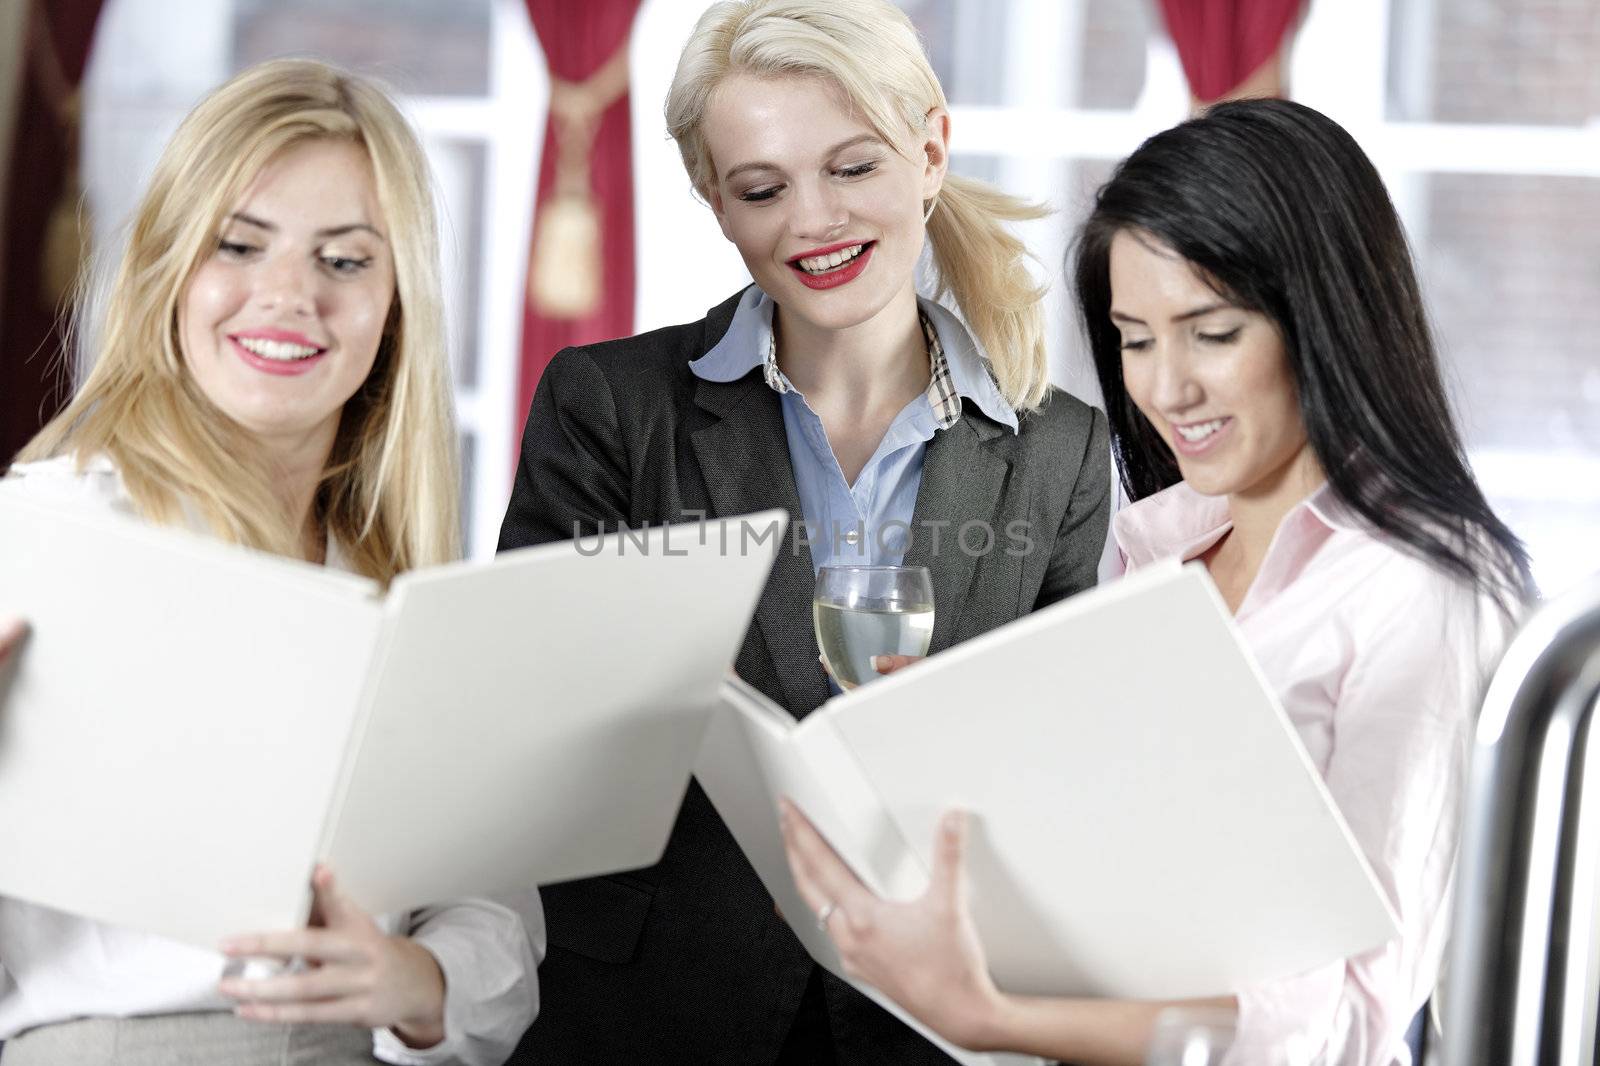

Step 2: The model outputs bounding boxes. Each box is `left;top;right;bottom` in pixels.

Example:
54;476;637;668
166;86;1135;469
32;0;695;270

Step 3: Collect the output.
1445;574;1600;1064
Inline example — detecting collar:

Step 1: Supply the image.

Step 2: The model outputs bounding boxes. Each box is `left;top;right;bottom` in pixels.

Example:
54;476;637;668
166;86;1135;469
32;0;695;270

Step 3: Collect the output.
687;286;1019;433
1113;479;1357;569
13;452;358;576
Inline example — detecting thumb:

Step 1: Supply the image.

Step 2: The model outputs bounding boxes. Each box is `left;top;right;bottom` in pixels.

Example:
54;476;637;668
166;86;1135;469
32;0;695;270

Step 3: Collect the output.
930;809;969;904
0;617;27;653
309;864;363;929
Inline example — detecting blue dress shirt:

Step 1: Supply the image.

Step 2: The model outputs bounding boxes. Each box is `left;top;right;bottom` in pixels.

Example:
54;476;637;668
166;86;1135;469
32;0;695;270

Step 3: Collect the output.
688;286;1018;573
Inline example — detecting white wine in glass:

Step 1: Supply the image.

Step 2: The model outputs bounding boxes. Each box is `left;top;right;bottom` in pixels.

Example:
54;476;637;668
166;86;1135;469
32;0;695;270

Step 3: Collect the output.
812;565;934;688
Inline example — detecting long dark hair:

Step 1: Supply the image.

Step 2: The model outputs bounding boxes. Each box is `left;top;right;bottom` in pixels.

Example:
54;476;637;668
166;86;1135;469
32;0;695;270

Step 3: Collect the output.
1074;98;1533;606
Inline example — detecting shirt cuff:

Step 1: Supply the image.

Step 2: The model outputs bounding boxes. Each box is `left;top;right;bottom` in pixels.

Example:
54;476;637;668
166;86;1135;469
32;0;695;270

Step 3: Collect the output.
372;1023;456;1066
371;911;536;1066
1221;963;1345;1066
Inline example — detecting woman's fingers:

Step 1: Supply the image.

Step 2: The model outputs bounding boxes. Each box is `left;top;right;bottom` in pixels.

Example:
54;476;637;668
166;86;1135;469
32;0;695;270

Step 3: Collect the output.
220;961;361;1004
219;926;366;964
778;798;873;921
0;618;27;664
777;799;830;915
872;654;923;676
221;867;442;1035
309;865;370;931
233;998;368;1025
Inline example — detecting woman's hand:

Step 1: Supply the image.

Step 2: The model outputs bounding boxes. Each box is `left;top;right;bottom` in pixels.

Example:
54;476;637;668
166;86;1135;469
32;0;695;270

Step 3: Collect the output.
871;654;923;677
818;653;926;691
778;799;1003;1050
219;865;447;1049
0;617;27;666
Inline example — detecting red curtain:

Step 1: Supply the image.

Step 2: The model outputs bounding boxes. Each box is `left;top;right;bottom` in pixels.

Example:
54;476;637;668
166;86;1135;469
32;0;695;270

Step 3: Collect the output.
518;0;641;434
1156;0;1304;104
1;0;105;469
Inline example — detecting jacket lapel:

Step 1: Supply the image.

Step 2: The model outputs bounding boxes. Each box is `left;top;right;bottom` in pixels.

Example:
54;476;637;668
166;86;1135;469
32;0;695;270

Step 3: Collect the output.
691;375;828;714
902;412;1012;653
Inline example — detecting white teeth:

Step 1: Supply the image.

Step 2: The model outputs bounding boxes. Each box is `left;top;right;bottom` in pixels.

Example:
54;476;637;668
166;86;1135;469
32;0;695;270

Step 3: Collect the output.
1176;418;1227;442
796;243;864;275
236;337;321;361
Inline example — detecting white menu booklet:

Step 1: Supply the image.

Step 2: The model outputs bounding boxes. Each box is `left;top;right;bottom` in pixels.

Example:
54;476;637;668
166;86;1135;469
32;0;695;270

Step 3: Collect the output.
0;491;783;948
695;561;1398;1066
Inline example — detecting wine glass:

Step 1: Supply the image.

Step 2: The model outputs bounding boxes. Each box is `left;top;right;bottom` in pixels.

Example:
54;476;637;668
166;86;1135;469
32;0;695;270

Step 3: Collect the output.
1144;1006;1315;1066
812;565;934;688
1144;1007;1236;1066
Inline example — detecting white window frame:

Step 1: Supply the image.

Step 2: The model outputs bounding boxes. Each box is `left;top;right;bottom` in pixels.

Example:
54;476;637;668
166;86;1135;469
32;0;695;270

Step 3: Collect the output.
931;0;1600;593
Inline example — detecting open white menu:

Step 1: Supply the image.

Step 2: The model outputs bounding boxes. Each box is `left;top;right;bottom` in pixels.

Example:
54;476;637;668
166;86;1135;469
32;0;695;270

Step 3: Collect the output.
695;561;1398;1066
0;492;783;948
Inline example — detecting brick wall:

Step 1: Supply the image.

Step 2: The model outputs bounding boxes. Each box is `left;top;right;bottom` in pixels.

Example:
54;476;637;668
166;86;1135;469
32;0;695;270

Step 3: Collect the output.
1421;174;1600;452
231;0;490;97
1422;0;1600;124
1407;0;1600;456
1077;0;1150;109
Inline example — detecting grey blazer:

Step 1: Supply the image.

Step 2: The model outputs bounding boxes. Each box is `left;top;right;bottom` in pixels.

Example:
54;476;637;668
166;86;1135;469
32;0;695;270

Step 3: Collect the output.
500;289;1110;1065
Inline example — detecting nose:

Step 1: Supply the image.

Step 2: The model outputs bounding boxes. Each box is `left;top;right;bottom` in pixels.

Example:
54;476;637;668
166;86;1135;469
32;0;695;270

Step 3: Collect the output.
788;178;847;243
255;253;317;317
1147;345;1203;416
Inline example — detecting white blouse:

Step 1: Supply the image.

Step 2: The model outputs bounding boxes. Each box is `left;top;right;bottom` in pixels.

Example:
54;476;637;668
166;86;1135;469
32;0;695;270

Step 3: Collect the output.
0;456;545;1066
1114;481;1517;1066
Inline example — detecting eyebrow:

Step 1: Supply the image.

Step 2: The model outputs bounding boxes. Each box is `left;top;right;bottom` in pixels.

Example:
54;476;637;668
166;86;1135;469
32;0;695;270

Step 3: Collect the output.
721;133;886;184
1109;302;1231;326
227;212;387;242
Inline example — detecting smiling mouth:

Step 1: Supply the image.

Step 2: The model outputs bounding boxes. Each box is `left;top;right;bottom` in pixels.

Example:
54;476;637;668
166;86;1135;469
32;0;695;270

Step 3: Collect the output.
231;336;326;362
790;241;872;276
1174;417;1230;443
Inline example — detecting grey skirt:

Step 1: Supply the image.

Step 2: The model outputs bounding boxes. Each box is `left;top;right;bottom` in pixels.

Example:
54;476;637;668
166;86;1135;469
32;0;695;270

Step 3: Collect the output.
1;1011;377;1066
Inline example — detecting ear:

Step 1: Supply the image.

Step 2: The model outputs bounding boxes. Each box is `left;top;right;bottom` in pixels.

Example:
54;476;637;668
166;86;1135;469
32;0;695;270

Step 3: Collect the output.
920;107;951;200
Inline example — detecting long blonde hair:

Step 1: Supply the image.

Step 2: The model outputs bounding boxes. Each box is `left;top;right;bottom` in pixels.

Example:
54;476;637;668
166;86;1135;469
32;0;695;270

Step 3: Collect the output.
20;58;459;580
666;0;1051;411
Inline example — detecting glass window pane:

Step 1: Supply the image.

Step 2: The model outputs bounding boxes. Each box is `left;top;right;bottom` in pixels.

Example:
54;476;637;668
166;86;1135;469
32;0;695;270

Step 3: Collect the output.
898;0;1009;106
1388;0;1600;125
1417;172;1600;594
231;0;492;96
1052;159;1118;403
459;430;477;551
1423;173;1600;451
947;152;1003;186
1076;0;1150;110
429;137;487;390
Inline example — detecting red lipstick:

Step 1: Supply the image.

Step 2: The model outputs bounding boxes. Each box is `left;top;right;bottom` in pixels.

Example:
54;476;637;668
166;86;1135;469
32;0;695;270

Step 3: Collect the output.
788;241;874;291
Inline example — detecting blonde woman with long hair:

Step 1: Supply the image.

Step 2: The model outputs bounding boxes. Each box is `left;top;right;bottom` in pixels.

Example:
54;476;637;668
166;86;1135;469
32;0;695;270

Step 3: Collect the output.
0;60;541;1066
498;1;1109;1061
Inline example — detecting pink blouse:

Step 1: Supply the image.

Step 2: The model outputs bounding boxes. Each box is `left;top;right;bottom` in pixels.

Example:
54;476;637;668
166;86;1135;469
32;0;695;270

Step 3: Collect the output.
1113;481;1516;1066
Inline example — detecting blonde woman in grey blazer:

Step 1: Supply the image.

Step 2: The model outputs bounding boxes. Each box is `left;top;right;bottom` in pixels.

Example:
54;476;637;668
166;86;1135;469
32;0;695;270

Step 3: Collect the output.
497;7;1108;1065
